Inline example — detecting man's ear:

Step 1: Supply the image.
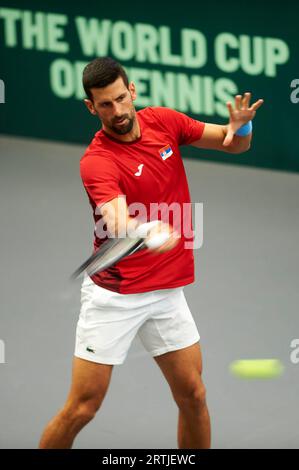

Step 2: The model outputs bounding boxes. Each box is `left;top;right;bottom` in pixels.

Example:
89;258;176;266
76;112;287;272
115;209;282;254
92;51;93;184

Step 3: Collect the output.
84;98;97;115
129;81;137;101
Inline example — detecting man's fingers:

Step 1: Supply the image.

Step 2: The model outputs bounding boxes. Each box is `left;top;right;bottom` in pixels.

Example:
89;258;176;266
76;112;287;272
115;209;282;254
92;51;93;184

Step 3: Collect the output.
226;101;234;117
235;95;242;110
242;92;251;109
223;129;234;147
153;233;179;253
159;236;179;252
145;222;180;253
249;99;264;112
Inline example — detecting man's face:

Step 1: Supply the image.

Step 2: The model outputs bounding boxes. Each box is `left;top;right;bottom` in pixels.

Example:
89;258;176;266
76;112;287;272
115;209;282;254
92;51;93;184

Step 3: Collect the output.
84;77;137;135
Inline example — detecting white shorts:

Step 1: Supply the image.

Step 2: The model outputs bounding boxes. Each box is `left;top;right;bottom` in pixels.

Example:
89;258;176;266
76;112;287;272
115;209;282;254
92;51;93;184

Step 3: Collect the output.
74;273;200;365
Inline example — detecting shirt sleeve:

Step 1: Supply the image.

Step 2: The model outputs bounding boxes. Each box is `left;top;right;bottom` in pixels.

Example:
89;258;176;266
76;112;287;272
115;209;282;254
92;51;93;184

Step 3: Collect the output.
153;107;205;146
80;153;124;209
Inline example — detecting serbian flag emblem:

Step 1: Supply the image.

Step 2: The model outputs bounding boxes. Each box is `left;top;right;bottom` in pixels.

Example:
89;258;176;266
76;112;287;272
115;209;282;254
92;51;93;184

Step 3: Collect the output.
159;144;173;161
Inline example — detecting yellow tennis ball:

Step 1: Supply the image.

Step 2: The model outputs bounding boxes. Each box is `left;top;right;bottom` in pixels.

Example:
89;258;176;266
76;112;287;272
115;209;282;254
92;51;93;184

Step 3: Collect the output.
229;359;284;379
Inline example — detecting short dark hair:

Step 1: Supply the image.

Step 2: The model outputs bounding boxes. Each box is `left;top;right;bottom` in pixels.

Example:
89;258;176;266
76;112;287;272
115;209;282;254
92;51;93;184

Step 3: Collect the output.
82;57;129;101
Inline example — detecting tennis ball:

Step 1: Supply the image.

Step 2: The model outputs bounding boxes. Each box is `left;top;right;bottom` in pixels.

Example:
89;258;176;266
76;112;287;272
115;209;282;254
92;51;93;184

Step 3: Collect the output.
229;359;284;379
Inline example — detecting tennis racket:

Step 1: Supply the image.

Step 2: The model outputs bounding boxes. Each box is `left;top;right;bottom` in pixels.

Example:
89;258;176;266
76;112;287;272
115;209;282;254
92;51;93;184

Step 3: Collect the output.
71;223;170;279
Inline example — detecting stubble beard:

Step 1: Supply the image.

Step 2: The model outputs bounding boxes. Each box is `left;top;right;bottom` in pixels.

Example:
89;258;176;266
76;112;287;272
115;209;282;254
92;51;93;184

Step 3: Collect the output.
111;115;135;135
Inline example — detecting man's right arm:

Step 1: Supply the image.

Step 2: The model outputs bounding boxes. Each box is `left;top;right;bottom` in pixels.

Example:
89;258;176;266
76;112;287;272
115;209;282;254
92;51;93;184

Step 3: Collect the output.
99;196;179;254
99;196;138;237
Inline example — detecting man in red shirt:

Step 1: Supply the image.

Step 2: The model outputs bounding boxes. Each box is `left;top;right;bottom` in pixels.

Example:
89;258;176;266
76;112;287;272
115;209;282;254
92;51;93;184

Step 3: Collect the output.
39;57;263;449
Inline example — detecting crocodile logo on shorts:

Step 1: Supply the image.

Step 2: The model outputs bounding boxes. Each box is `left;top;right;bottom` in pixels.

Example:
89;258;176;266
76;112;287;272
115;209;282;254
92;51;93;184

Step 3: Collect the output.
86;346;95;353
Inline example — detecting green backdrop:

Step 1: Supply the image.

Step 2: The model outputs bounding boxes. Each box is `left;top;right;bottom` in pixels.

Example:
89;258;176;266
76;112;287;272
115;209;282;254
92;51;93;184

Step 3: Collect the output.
1;0;298;172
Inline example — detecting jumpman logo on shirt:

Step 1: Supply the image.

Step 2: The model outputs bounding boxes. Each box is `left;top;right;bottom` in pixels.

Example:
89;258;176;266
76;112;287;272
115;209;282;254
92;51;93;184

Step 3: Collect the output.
134;164;144;176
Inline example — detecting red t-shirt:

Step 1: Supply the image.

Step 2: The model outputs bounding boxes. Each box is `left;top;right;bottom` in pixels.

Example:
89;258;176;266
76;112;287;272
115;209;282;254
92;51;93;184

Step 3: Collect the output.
80;106;205;293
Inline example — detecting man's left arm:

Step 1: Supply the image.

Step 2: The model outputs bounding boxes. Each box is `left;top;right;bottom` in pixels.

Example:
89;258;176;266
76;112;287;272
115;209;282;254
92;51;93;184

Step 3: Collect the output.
191;92;264;154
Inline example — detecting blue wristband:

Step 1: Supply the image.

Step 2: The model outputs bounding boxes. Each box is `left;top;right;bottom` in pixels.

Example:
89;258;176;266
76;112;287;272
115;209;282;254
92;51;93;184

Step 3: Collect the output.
235;120;252;137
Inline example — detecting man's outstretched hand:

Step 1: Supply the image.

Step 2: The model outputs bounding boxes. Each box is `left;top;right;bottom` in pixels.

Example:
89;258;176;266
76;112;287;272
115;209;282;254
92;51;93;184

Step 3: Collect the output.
223;92;264;147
